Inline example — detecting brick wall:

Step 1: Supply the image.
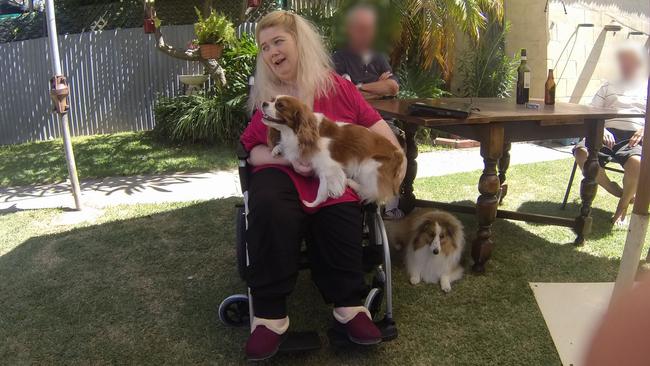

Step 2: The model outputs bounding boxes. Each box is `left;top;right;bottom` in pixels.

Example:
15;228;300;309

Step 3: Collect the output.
505;0;649;103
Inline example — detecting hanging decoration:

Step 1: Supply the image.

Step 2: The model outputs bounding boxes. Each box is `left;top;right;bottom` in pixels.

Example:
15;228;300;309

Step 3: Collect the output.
49;75;70;115
144;0;156;34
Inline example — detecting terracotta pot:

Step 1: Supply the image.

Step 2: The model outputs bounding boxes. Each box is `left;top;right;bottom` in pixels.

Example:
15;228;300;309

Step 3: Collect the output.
199;44;223;60
143;18;155;34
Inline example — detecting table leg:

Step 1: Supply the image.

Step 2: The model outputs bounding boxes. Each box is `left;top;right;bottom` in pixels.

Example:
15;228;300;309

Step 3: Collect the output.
472;126;504;273
498;142;512;205
574;120;604;245
399;123;418;214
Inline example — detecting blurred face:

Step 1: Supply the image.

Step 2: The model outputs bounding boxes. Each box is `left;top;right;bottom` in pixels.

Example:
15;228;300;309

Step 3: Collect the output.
346;9;376;53
258;26;298;83
618;50;642;81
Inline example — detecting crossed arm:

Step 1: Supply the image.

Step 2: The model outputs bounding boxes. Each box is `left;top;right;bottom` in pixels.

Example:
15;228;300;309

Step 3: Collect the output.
359;72;399;98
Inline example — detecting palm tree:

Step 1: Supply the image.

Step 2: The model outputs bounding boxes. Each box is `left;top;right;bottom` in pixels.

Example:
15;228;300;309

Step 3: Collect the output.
390;0;503;83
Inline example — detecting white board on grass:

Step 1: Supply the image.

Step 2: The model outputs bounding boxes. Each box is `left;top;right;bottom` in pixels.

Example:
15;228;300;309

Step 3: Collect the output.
529;282;613;366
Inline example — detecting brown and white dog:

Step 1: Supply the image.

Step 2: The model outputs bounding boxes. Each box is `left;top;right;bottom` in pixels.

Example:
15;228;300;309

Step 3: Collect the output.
385;209;464;292
261;95;405;207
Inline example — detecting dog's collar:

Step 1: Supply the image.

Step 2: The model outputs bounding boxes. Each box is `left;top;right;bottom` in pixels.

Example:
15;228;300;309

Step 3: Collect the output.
262;113;284;124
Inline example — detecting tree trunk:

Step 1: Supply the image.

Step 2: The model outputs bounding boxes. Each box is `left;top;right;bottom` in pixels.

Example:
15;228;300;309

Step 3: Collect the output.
202;0;213;17
152;19;226;86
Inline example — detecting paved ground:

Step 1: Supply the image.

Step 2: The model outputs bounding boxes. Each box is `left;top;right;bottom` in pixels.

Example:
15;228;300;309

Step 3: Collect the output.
0;142;573;213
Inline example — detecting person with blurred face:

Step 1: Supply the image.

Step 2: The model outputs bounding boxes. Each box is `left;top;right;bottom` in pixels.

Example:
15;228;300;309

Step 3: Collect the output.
332;4;399;99
574;43;647;226
332;4;403;218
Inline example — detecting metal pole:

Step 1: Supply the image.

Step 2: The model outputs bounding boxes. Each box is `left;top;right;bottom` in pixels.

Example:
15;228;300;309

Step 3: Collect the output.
611;72;650;301
45;0;82;210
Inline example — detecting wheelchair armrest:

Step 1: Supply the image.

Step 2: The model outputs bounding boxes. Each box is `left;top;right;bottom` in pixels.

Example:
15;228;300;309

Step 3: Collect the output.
385;119;406;150
236;142;250;161
236;143;251;193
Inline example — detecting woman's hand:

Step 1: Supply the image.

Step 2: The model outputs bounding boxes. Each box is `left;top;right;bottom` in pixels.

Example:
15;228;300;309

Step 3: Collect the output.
248;145;313;177
603;129;615;149
369;120;407;183
248;145;291;166
291;159;314;177
629;128;644;147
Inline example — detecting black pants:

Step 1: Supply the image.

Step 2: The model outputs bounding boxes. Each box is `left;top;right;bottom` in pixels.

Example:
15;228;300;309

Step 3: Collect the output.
245;168;366;319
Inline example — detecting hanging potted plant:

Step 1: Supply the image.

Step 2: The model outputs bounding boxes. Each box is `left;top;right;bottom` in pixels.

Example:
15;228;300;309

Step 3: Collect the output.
143;0;156;33
193;8;236;60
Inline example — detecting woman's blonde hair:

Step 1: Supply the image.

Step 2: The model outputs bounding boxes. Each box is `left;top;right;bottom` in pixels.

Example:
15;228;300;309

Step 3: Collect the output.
248;11;334;112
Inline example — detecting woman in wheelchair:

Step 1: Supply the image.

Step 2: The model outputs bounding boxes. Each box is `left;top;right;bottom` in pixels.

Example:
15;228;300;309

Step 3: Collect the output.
573;43;646;227
238;11;404;361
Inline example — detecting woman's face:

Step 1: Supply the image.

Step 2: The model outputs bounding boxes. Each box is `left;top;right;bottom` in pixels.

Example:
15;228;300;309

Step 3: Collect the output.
258;26;298;83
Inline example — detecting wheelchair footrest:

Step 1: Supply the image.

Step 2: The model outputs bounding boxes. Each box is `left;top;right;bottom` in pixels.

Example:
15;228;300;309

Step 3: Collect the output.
278;331;321;353
326;316;398;347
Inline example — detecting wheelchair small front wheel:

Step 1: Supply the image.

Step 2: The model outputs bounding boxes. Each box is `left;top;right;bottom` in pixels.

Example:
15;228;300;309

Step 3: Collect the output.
218;294;250;327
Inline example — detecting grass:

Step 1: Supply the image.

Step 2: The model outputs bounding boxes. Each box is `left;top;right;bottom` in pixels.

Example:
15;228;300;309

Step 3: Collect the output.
417;142;452;153
1;159;648;365
0;132;237;187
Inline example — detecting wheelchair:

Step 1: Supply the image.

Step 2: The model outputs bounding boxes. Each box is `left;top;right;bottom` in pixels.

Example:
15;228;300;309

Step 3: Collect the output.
217;141;400;352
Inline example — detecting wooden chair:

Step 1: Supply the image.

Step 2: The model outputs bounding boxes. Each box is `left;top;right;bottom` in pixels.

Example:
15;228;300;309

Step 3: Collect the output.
561;157;625;209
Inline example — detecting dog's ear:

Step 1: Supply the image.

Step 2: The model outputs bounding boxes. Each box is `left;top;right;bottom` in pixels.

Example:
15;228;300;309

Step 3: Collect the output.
412;218;434;249
295;105;319;156
267;128;280;147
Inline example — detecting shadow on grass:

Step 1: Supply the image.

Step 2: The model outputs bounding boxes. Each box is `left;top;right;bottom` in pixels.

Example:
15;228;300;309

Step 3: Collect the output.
0;132;236;187
0;198;623;365
1;173;213;202
517;201;615;240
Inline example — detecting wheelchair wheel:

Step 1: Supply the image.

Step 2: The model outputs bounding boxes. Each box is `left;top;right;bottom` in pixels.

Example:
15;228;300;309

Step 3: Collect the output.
235;205;247;280
218;294;250;327
365;288;383;321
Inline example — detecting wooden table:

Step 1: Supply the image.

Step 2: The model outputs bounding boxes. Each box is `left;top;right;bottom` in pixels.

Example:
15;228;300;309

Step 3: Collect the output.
370;98;645;273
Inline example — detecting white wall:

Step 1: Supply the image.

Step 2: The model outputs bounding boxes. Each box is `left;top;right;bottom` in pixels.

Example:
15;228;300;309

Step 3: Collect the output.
505;0;649;103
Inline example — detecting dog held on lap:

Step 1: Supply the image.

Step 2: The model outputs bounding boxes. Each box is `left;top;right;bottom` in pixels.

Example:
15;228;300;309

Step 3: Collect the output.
261;95;405;207
386;209;465;292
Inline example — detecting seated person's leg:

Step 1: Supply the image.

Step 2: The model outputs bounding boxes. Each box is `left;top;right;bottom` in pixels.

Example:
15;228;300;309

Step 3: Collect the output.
306;202;382;344
245;169;307;359
574;145;623;198
612;145;642;225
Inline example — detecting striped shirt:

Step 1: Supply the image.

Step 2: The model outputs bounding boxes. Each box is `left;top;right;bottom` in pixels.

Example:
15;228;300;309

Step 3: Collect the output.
590;79;647;131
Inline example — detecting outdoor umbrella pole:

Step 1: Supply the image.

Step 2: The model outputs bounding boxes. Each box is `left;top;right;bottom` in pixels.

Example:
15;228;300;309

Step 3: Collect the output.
45;0;82;210
611;73;650;301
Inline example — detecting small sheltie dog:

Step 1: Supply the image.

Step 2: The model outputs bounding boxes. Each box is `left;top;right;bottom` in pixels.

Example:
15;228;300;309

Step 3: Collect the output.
260;95;405;207
386;209;465;292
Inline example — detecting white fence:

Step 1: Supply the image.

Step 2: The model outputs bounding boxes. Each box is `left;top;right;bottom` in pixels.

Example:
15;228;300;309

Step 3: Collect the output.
0;24;201;145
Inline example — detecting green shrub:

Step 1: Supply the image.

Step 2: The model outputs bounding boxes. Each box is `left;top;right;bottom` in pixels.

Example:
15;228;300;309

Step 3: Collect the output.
153;93;248;145
458;20;518;98
396;62;448;99
153;35;257;145
194;8;236;46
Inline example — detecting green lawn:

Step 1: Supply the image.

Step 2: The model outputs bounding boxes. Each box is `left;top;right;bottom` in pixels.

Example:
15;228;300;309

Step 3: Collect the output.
0;132;237;187
1;159;648;365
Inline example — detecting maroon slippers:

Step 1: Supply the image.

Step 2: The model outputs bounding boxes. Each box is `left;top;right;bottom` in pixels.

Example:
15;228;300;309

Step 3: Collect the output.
342;313;383;345
245;325;286;361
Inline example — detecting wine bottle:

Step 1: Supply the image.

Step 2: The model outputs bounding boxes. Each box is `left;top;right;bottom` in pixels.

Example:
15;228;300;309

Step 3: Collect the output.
516;49;531;105
544;69;556;105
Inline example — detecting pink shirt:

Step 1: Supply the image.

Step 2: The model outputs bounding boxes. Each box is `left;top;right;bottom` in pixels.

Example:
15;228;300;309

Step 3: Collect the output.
240;73;382;212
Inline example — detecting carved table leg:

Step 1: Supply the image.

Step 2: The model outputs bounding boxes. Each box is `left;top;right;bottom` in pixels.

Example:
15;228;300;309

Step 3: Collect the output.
472;126;504;273
498;142;512;205
399;123;419;214
574;120;604;246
